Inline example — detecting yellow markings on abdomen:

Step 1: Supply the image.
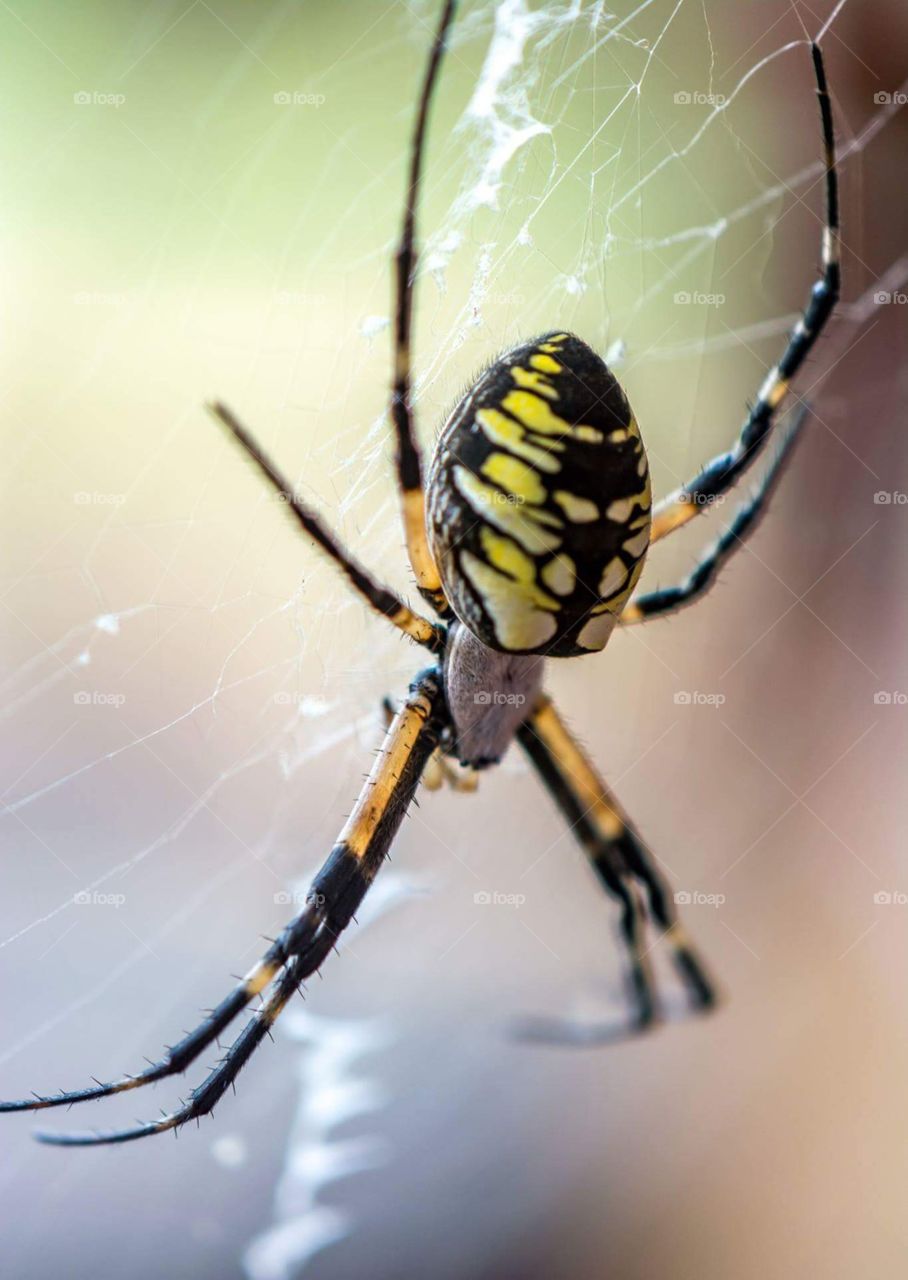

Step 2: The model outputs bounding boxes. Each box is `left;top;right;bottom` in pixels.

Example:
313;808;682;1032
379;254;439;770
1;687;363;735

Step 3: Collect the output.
541;554;576;596
461;550;558;650
598;556;629;599
501;390;603;444
553;491;599;523
510;366;559;401
529;353;561;374
477;407;563;472
575;611;618;652
480;526;536;585
622;526;650;559
452;466;562;555
606;490;650;523
481;451;548;506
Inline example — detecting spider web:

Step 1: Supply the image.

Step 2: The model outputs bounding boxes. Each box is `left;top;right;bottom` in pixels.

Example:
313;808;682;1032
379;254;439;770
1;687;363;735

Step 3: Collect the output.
1;1;905;1276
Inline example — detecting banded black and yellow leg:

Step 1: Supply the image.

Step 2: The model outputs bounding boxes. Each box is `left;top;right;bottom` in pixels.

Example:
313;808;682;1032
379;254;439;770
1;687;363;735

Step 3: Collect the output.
622;853;715;1010
651;43;838;545
3;670;447;1146
622;404;808;625
382;694;477;792
517;696;715;1037
389;0;456;615
611;876;657;1030
209;403;442;653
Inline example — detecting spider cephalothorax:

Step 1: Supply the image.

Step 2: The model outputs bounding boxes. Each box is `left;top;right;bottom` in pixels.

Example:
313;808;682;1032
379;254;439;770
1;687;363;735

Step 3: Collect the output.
1;0;839;1146
428;331;651;657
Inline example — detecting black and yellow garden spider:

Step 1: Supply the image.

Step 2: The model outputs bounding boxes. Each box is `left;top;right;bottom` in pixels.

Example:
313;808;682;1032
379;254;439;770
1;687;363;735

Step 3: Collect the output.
1;1;839;1145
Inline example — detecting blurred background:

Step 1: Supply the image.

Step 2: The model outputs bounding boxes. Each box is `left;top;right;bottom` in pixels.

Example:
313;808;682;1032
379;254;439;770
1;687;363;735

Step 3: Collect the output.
1;1;907;1276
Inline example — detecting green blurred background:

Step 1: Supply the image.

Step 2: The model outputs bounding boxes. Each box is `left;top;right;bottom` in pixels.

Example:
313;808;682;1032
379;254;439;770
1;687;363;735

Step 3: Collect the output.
1;2;907;1277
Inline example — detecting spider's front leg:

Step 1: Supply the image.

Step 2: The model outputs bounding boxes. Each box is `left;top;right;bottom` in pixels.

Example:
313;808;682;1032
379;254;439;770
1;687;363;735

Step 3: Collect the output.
1;669;448;1146
621;403;808;625
517;696;715;1044
650;43;838;546
386;0;457;617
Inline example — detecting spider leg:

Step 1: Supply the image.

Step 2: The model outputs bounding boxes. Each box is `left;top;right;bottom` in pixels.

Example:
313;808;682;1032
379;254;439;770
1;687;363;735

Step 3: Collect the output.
651;43;838;545
4;669;447;1146
621;403;807;624
210;402;442;653
516;696;715;1041
389;0;457;616
383;693;477;791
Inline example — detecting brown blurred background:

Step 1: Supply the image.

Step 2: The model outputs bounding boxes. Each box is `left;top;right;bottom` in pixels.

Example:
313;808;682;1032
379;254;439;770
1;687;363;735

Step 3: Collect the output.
1;1;907;1277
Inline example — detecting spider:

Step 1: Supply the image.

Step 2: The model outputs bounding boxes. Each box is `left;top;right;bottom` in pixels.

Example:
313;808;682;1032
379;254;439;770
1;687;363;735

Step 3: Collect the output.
2;1;839;1145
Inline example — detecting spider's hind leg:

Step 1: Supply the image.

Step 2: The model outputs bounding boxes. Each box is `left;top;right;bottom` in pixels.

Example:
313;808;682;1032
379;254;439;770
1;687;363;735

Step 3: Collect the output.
615;830;716;1011
597;864;659;1030
517;695;715;1043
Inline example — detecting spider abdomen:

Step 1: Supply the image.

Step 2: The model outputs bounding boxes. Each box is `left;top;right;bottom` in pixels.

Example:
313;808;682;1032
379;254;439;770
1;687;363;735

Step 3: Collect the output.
427;332;651;657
